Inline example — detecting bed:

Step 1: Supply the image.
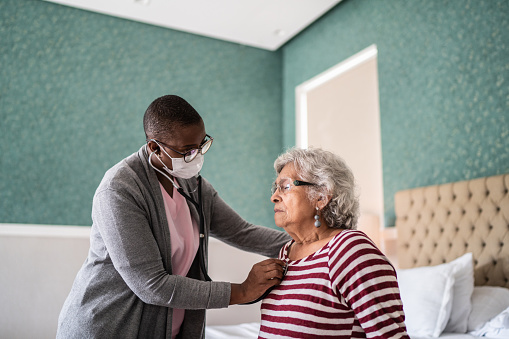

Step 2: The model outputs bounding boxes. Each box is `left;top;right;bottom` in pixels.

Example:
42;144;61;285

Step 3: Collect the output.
393;173;509;338
205;173;509;338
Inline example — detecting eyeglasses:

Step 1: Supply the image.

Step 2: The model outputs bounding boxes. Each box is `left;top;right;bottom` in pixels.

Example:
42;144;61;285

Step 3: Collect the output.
152;134;213;163
271;178;315;195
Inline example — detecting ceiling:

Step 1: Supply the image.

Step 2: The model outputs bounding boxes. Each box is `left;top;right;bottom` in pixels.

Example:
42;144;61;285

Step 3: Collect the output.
44;0;343;51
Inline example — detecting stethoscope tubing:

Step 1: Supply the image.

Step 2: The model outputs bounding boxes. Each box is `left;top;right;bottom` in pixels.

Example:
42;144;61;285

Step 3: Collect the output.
148;148;275;302
148;148;211;281
177;177;280;304
176;176;212;282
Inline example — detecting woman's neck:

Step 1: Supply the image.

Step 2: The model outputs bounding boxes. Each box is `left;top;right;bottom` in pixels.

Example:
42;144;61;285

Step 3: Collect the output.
155;171;175;198
286;227;342;261
287;225;340;245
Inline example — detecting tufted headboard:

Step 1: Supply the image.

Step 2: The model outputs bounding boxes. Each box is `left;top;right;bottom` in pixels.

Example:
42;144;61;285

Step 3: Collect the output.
395;173;509;288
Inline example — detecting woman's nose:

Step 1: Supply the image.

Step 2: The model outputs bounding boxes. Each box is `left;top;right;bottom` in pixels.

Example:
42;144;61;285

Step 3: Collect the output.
271;191;280;203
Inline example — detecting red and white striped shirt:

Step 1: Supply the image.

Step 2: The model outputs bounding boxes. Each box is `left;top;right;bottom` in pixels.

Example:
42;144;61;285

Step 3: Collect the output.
259;230;409;339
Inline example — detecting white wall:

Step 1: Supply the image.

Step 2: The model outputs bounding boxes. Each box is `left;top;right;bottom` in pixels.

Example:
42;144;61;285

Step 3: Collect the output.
0;224;90;339
0;224;266;338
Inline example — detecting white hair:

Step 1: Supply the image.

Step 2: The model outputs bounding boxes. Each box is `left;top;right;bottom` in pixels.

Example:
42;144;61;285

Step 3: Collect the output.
274;147;359;229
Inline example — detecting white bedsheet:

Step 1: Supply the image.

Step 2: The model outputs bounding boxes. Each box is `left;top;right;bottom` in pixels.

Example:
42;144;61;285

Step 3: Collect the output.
205;322;260;339
204;322;502;339
412;335;496;339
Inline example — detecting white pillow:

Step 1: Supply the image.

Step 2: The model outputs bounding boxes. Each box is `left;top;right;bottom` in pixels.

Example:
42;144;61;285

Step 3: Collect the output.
444;252;474;333
468;286;509;331
397;253;474;337
397;264;455;337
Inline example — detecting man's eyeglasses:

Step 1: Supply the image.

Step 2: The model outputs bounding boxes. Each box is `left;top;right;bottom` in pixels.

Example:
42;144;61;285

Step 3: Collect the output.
151;134;213;163
271;178;315;195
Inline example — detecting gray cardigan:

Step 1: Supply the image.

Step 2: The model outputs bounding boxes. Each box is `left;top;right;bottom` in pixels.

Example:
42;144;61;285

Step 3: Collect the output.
57;146;289;339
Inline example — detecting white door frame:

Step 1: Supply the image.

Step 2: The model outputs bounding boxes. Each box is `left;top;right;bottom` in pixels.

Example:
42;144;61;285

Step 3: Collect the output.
296;44;378;148
294;44;385;242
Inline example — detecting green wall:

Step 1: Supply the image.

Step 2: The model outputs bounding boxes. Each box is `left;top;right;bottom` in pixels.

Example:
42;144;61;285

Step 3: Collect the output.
281;0;509;226
2;0;508;230
0;0;282;228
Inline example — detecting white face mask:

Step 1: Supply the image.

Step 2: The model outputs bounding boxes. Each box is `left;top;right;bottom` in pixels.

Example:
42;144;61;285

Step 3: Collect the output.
152;143;204;179
164;152;204;179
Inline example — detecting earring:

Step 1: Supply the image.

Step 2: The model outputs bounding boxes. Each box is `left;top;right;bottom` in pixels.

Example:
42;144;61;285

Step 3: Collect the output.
314;207;321;228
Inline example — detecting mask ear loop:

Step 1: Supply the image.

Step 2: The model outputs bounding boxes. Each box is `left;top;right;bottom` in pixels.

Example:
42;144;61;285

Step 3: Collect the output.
150;139;176;175
147;146;199;194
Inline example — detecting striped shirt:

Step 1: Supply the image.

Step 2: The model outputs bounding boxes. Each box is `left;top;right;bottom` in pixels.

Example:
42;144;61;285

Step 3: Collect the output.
259;230;409;339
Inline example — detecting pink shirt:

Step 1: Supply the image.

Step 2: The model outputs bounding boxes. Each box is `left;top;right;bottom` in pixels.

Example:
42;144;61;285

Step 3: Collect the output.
159;183;199;339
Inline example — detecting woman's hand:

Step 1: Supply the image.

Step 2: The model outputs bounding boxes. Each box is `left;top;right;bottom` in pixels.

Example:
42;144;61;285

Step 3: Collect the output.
229;258;286;305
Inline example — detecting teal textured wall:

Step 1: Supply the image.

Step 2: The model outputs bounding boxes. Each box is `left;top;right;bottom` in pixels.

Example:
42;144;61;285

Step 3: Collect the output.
0;0;282;228
2;0;508;230
281;0;509;226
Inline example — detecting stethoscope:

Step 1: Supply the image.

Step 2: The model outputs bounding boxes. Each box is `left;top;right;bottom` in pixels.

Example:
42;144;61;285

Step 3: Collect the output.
175;175;212;282
148;148;212;282
170;172;278;304
148;147;284;304
242;261;288;305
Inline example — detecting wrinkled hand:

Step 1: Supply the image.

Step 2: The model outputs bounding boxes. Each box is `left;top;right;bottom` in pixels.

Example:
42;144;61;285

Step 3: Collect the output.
229;258;286;305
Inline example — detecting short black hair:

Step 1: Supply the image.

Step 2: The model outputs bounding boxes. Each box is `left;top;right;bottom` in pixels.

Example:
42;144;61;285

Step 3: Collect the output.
143;95;203;140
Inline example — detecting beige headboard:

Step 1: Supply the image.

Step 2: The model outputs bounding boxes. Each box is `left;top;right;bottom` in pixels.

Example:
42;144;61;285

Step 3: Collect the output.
395;173;509;288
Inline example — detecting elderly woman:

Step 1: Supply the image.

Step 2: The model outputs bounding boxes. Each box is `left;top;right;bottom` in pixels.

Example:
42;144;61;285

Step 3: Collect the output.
259;147;409;339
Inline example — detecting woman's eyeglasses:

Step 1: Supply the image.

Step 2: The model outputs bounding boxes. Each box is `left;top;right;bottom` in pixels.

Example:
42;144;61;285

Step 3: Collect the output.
271;178;315;195
152;134;213;163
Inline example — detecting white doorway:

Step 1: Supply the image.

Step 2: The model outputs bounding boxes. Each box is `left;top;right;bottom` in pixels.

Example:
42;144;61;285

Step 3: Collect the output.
295;44;384;246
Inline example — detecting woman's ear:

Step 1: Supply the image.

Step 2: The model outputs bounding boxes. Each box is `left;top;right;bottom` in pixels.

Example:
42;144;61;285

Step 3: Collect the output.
147;140;160;154
317;195;332;210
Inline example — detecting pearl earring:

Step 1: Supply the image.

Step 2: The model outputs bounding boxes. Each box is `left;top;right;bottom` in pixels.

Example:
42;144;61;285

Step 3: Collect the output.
314;207;321;228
